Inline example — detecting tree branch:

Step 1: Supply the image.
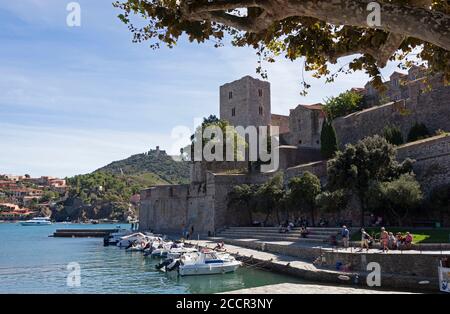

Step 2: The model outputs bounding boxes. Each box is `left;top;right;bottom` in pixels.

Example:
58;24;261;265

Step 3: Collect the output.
181;0;450;52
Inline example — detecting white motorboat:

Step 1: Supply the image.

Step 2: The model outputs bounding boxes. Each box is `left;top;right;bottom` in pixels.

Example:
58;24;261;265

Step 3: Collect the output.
161;249;241;276
149;241;176;258
20;217;52;226
104;229;134;246
167;247;198;259
117;232;156;248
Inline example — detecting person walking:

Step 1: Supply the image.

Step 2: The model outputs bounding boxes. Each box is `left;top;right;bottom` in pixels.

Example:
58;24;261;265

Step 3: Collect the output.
360;228;372;252
341;225;350;249
380;227;389;252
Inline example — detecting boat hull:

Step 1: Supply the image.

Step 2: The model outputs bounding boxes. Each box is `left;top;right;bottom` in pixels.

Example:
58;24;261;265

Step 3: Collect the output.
20;222;52;226
179;262;241;276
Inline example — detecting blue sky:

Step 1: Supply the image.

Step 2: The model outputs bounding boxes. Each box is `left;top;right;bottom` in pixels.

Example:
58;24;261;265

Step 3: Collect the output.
0;0;402;177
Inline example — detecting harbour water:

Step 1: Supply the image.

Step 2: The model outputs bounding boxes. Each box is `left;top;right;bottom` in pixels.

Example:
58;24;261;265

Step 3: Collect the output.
0;223;304;293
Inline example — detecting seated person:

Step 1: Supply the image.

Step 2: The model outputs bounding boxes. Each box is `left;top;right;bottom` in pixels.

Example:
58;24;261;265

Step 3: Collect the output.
300;226;309;238
396;232;404;249
278;223;288;233
388;232;397;250
287;222;294;232
214;241;225;251
404;232;413;249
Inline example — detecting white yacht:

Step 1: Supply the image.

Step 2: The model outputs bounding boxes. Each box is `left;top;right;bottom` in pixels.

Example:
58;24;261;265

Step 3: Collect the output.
20;217;52;226
161;249;241;276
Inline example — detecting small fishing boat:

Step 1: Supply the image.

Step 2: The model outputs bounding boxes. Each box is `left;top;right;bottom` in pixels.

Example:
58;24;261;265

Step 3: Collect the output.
159;249;241;276
20;217;52;226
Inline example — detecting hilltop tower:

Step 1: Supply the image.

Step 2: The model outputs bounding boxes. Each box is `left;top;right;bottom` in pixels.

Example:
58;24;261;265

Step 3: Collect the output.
220;76;271;129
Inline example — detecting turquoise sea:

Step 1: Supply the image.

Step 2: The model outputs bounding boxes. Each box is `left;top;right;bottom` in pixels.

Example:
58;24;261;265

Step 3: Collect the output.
0;223;304;293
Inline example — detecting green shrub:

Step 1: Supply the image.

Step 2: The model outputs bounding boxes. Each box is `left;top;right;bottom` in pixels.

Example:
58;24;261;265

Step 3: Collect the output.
383;125;404;146
407;122;430;142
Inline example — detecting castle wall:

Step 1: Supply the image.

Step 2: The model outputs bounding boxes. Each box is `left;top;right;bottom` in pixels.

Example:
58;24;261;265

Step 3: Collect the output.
208;172;276;229
333;86;450;147
278;146;323;170
139;183;214;235
270;114;290;134
397;135;450;194
284;160;328;183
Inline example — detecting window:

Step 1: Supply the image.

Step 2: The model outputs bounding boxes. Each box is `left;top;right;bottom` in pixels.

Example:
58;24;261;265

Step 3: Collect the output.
258;106;263;115
229;91;233;99
231;108;235;117
258;89;263;97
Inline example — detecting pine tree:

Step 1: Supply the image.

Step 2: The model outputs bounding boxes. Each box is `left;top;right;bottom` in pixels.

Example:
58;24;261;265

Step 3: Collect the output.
320;119;338;159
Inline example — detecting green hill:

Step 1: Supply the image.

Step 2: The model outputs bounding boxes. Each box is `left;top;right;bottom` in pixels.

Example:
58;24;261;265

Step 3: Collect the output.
53;148;190;222
95;148;190;184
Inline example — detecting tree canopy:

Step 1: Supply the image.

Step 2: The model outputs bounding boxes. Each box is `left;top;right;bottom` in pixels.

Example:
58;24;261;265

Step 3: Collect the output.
287;171;321;225
327;135;414;225
114;0;450;92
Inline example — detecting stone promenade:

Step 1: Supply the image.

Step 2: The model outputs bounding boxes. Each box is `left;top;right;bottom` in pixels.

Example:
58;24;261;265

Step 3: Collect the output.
184;238;444;293
221;283;414;294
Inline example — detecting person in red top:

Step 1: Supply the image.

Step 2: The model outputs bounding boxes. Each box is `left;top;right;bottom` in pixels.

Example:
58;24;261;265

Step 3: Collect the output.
404;232;413;249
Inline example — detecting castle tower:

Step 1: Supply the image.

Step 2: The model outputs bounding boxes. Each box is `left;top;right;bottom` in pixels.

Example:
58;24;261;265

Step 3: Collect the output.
220;76;271;129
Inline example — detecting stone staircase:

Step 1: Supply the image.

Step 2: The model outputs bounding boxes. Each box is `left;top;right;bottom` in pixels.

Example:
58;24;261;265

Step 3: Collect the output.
214;226;344;245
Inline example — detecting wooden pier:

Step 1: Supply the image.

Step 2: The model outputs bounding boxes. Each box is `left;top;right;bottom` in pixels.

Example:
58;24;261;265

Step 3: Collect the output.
52;229;120;238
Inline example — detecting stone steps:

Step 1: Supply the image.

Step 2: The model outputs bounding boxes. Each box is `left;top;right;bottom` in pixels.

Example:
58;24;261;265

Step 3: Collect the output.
226;227;343;232
216;227;345;244
215;234;330;244
218;231;331;241
222;229;338;236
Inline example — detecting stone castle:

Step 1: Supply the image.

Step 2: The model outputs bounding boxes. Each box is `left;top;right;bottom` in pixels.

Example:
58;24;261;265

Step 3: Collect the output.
140;69;450;234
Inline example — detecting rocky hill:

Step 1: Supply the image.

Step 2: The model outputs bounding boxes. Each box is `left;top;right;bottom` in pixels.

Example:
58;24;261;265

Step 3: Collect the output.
95;147;190;184
52;148;190;222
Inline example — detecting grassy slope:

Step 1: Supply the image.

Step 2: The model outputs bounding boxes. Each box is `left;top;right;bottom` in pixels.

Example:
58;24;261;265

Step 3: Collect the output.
351;227;450;244
95;150;190;184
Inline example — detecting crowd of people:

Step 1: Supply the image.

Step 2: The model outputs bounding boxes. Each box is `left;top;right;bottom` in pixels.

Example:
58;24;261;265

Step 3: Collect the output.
340;225;414;252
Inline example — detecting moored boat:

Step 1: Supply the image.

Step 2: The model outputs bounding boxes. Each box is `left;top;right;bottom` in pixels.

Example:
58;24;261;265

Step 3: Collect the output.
160;249;241;276
20;217;52;226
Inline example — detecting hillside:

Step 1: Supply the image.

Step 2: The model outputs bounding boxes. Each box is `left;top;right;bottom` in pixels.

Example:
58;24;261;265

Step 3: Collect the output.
52;148;190;222
95;147;190;184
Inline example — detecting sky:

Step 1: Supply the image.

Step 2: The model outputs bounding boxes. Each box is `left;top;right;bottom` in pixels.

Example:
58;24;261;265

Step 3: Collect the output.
0;0;403;178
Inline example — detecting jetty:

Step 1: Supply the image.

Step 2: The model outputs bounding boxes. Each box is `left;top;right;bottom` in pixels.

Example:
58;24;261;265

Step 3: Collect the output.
52;228;120;238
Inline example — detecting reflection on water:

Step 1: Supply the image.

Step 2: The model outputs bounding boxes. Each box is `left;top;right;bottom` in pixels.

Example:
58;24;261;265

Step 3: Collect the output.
0;223;303;294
